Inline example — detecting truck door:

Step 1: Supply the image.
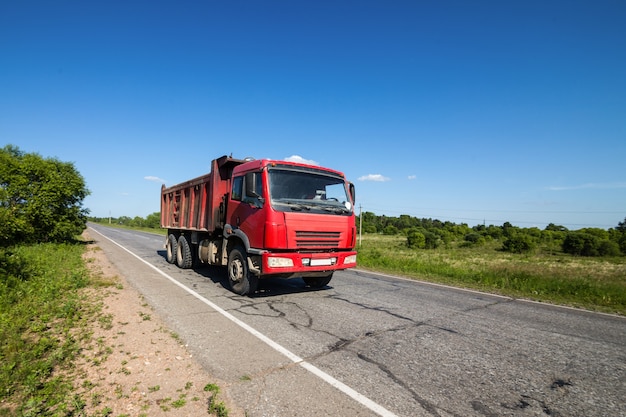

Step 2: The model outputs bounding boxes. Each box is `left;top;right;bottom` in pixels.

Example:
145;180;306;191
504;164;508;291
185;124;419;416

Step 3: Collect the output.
229;172;265;250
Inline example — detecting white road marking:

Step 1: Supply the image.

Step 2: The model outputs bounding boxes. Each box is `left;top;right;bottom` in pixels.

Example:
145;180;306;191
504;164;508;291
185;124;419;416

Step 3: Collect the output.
89;227;399;417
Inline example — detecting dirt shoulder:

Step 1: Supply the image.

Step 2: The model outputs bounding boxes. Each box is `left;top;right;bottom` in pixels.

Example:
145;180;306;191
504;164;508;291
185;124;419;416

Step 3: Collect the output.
76;231;244;416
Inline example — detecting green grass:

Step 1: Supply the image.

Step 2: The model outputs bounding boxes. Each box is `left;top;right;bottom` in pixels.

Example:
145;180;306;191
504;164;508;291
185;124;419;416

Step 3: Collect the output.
0;241;93;416
357;234;626;315
0;237;233;417
204;384;228;417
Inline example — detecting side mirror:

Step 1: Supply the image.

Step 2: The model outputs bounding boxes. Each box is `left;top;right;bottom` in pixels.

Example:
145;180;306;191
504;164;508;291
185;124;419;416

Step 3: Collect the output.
245;172;259;198
245;172;264;208
349;182;356;203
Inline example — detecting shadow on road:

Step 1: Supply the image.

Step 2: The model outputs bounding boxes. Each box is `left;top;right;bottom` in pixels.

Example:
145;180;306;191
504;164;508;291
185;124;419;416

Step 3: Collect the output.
156;250;332;297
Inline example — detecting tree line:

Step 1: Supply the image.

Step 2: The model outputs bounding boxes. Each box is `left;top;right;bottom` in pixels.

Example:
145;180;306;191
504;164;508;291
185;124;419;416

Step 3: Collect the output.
358;211;626;257
90;213;162;229
92;210;626;258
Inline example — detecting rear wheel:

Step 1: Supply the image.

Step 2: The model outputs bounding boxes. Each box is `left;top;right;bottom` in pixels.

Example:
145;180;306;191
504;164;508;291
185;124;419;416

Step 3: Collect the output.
166;234;178;264
176;235;193;269
303;274;333;288
228;245;258;296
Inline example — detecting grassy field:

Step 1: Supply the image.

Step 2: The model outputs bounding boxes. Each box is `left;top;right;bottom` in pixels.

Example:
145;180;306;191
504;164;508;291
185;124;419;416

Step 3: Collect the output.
0;242;93;416
357;234;626;315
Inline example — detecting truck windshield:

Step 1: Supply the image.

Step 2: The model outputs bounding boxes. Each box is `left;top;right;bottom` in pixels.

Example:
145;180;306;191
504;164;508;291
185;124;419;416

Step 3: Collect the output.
268;167;353;215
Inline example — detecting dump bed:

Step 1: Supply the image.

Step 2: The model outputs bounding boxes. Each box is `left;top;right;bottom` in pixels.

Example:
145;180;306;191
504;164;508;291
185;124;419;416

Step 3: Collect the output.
160;155;244;232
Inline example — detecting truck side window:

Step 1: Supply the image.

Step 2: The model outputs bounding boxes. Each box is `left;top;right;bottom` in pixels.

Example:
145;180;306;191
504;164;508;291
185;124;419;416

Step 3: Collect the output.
231;176;243;201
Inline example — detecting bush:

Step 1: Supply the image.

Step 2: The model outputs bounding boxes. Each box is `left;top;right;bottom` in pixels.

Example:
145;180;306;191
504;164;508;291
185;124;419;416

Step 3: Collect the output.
502;233;537;254
423;230;443;249
563;232;599;256
597;240;621;257
383;225;399;235
464;232;485;246
407;229;426;249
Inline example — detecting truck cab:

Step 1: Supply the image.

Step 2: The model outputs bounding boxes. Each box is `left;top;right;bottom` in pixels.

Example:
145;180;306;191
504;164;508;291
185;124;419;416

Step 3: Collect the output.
225;159;357;293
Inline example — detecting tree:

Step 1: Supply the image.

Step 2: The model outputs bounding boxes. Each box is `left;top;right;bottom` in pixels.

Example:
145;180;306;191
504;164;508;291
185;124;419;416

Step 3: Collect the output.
0;145;90;245
145;212;161;229
545;223;568;232
502;222;517;237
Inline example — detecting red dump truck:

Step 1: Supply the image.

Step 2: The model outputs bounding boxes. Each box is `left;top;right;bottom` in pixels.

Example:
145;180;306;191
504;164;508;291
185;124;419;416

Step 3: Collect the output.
160;155;357;295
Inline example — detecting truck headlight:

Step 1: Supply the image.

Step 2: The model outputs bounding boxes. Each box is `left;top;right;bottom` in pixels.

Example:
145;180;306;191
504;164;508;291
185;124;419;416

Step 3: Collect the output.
344;254;357;265
268;257;294;268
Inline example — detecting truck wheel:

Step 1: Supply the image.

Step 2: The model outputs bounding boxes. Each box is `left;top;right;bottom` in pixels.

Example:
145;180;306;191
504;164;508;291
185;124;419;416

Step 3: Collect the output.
166;234;178;264
228;245;258;296
177;235;193;269
303;274;333;288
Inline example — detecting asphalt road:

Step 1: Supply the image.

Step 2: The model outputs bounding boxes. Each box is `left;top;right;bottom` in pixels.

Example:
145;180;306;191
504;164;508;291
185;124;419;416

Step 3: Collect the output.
87;224;626;417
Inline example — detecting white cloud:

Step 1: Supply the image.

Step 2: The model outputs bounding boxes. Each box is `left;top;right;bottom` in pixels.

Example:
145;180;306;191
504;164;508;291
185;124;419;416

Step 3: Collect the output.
547;182;626;191
284;155;319;166
358;174;391;182
408;175;417;180
144;176;166;184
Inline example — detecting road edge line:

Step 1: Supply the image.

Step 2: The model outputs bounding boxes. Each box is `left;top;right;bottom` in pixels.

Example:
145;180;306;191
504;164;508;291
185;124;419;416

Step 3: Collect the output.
88;227;399;417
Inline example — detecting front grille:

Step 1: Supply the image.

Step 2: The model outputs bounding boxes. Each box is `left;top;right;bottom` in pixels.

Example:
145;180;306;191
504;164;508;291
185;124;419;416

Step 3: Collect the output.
295;231;341;248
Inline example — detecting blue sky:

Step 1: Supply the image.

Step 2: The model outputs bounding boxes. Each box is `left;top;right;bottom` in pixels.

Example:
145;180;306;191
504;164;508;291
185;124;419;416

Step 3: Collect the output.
1;1;624;229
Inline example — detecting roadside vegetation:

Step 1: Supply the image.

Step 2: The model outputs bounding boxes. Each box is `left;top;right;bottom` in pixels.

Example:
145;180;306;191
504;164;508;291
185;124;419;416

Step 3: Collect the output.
0;242;92;416
358;234;625;314
92;210;626;315
0;145;93;415
0;145;229;416
354;213;626;315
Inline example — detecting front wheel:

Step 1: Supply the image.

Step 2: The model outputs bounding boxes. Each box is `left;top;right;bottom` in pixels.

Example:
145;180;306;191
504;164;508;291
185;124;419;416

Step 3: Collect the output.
227;245;258;296
303;274;333;288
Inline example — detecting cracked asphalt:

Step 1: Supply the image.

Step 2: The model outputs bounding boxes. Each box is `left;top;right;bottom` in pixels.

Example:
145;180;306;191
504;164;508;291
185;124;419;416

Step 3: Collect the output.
89;224;626;417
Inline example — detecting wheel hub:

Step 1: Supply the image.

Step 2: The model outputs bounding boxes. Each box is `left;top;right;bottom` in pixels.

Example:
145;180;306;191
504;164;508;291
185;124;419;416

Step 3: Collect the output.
230;260;243;282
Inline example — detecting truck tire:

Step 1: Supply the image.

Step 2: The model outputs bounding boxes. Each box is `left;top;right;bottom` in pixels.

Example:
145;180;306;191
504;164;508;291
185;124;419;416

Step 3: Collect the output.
166;234;178;264
303;274;333;288
177;235;193;269
228;245;258;296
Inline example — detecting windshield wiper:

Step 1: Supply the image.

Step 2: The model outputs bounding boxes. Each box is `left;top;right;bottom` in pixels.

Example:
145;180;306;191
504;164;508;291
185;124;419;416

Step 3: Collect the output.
322;206;350;214
278;200;311;211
